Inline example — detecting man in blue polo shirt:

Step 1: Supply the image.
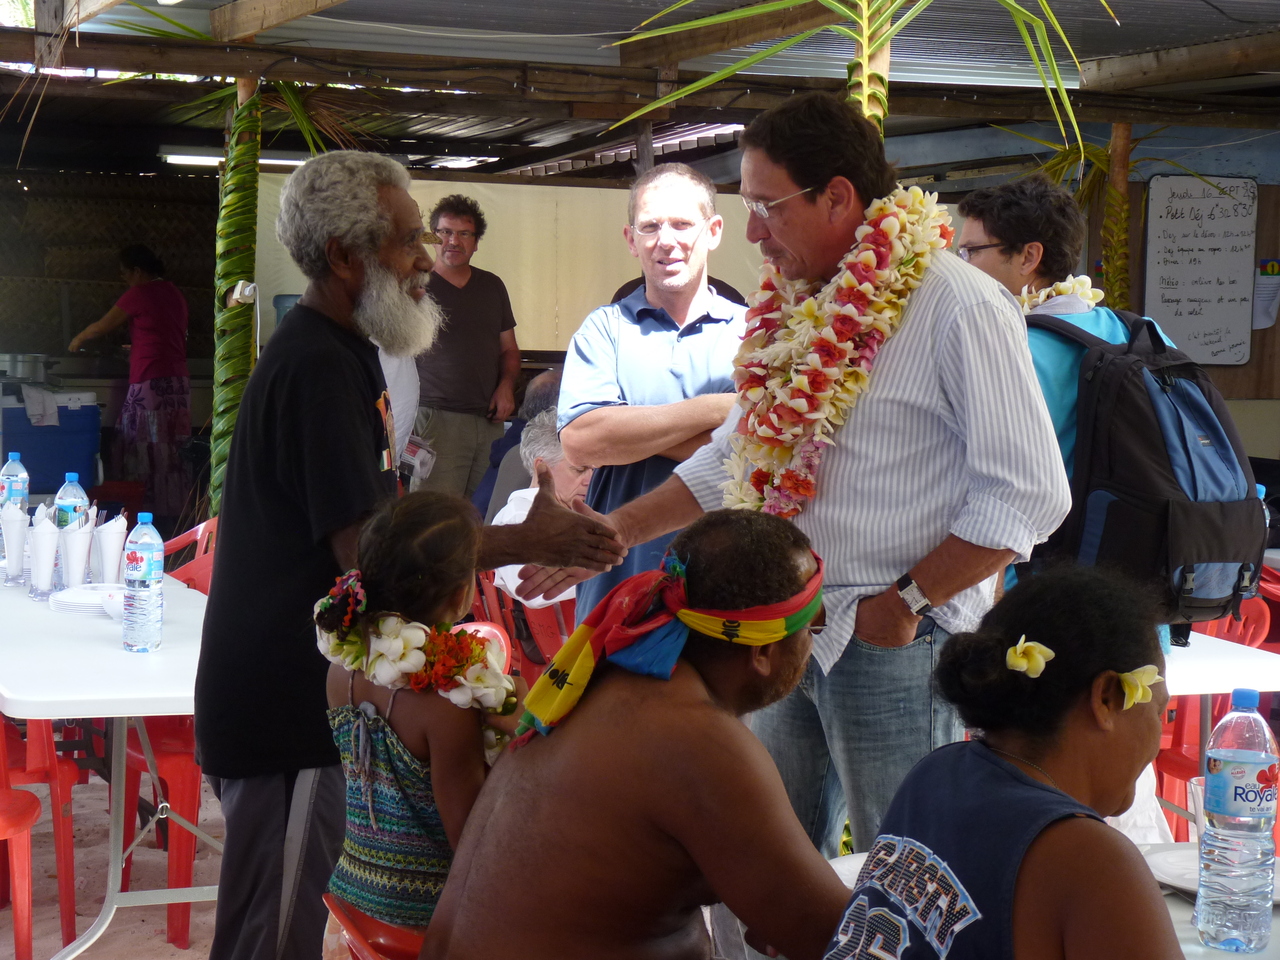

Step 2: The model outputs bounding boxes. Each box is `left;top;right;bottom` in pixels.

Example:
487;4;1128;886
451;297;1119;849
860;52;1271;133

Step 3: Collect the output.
557;163;747;620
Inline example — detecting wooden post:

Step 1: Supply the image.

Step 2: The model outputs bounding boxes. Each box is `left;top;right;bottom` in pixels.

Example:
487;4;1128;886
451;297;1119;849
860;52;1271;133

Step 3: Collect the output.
637;121;654;174
1103;122;1133;310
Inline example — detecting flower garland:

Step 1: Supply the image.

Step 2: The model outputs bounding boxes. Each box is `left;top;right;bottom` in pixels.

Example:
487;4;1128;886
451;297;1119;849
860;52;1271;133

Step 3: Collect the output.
315;608;516;715
1016;274;1105;313
723;186;954;517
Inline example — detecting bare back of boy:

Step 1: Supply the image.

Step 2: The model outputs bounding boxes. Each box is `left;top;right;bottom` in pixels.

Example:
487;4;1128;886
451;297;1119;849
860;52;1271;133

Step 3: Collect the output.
421;659;848;960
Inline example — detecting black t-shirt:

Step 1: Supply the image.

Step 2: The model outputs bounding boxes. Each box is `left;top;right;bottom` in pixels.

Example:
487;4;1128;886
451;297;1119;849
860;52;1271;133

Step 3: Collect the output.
415;267;516;416
195;306;397;779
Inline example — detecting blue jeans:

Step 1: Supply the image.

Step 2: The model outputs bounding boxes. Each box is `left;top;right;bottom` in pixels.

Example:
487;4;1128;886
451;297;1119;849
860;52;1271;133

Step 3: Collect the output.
748;616;964;856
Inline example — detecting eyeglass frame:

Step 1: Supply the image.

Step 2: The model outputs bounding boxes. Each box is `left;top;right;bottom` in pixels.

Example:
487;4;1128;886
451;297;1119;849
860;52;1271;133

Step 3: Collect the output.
956;242;1006;263
740;186;816;220
629;217;710;238
434;227;477;241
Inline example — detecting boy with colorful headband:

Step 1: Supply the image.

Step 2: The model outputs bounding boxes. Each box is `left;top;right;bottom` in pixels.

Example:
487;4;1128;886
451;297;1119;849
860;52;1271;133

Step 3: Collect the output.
421;509;850;960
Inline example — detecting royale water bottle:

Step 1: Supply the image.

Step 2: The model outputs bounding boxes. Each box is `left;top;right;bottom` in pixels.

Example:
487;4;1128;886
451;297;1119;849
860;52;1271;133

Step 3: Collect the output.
0;453;29;510
122;512;164;652
53;472;89;589
1195;688;1279;952
0;453;29;562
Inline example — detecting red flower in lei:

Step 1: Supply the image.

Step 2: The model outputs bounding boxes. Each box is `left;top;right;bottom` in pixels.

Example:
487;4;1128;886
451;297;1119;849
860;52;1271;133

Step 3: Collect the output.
406;625;488;693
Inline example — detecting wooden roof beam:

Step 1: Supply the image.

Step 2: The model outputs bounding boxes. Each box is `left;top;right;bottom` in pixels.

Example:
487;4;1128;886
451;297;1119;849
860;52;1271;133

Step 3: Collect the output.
617;1;843;68
63;0;127;28
1081;29;1280;93
210;0;348;43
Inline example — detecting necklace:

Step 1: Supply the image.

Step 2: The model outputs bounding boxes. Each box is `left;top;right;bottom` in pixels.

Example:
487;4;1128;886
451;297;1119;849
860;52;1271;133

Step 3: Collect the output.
723;185;954;518
1016;274;1104;313
985;744;1062;791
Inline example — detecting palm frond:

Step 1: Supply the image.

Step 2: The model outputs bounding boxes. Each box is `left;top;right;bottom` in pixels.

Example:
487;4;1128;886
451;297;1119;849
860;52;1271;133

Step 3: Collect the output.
613;0;812;46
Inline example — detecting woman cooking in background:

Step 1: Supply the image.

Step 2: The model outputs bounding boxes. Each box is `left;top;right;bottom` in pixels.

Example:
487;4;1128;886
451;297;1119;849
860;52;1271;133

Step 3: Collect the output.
69;243;191;524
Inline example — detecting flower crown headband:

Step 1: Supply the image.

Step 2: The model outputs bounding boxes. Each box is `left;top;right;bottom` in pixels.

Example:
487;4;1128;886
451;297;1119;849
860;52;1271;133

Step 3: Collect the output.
1005;636;1163;710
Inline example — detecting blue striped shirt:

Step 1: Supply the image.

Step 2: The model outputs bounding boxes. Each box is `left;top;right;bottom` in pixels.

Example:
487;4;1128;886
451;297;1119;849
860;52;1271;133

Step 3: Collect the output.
674;250;1071;673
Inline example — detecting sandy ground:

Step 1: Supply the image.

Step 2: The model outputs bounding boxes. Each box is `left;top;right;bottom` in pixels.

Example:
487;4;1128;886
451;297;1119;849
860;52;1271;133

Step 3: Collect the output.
0;775;224;960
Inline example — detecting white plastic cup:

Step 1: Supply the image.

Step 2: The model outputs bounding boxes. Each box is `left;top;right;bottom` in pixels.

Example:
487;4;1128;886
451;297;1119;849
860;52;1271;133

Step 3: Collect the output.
2;505;28;586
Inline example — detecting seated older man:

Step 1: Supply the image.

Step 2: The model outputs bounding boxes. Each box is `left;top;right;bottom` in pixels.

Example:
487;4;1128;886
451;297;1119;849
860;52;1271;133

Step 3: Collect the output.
421;510;850;960
491;409;593;608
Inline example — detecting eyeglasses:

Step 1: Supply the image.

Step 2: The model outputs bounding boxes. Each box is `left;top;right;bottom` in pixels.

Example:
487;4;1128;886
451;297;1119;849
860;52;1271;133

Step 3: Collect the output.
632;218;707;238
956;242;1004;262
740;186;815;219
435;228;476;241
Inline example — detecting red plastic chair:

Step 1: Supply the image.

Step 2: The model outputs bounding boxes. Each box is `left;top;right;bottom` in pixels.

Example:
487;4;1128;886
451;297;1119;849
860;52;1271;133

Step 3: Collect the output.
0;717;42;960
322;893;424;960
465;621;512;674
521;600;573;662
1;719;79;945
114;518;217;947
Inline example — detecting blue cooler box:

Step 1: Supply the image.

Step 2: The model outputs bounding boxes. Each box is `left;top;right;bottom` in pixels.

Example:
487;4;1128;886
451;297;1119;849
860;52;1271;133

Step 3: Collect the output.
0;393;101;495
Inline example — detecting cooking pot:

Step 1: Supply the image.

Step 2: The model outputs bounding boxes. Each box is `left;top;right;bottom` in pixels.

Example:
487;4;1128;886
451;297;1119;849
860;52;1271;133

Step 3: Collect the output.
0;353;53;382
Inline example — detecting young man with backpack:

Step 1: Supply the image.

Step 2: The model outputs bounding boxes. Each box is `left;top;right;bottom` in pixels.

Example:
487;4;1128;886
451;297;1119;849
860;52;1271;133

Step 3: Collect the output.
957;177;1268;630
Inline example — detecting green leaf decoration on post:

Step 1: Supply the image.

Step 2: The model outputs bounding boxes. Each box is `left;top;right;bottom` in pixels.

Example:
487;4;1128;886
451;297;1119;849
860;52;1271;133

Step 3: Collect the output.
209;91;261;516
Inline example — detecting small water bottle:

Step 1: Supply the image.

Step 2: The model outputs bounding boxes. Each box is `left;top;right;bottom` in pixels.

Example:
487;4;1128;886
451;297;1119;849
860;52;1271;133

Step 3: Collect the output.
122;512;164;653
0;453;29;510
0;452;29;564
1195;688;1278;952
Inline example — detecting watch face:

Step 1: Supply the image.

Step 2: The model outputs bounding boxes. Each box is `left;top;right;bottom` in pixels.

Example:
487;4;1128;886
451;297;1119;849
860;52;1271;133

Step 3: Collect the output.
899;581;930;614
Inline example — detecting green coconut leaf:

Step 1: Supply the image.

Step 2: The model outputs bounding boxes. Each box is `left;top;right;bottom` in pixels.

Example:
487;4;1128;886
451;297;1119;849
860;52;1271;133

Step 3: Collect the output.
614;0;811;46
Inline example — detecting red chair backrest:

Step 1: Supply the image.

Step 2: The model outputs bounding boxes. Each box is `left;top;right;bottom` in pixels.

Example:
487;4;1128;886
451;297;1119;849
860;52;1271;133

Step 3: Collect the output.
163;517;218;558
521;602;571;662
1200;597;1272;648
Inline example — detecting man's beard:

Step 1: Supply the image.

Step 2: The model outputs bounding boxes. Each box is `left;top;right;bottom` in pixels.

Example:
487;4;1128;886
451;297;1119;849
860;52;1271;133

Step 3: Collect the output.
352;258;443;357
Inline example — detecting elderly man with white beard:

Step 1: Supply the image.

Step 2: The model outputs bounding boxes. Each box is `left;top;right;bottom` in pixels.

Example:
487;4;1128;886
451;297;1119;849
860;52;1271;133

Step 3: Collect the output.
194;152;626;960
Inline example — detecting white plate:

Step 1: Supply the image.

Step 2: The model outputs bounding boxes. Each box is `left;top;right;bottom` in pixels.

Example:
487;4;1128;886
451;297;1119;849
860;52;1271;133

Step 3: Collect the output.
1145;845;1280;904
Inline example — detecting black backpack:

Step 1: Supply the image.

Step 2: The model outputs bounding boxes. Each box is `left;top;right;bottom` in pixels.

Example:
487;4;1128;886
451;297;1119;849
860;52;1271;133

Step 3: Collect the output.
1024;311;1267;622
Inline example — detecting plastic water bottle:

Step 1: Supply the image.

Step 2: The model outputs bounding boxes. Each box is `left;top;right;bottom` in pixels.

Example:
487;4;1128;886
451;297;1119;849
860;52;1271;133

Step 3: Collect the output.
122;512;164;653
0;453;29;562
53;472;90;590
1195;688;1278;952
0;453;29;510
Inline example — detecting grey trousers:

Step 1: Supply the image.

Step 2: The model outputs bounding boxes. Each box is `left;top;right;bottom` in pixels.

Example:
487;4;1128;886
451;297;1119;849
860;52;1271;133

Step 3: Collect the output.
207;766;345;960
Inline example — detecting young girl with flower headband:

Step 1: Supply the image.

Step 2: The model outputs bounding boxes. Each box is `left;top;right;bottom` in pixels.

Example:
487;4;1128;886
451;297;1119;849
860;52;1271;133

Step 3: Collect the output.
818;565;1181;960
314;492;523;936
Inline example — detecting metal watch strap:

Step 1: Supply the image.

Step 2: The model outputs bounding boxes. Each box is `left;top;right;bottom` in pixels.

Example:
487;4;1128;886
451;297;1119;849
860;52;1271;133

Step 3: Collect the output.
895;573;932;615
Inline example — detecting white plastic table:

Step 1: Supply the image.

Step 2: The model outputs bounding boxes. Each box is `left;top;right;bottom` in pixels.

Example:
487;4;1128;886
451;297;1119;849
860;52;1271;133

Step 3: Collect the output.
0;576;214;960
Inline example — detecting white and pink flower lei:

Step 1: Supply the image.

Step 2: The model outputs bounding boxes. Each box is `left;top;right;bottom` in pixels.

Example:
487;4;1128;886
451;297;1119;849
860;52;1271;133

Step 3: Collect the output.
722;186;954;517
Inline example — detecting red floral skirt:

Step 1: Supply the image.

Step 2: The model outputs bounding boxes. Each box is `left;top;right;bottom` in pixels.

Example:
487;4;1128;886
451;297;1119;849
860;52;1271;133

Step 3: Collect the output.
113;376;192;517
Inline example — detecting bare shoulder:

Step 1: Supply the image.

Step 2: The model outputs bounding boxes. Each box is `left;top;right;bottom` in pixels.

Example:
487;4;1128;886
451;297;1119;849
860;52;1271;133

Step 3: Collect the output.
1015;815;1182;960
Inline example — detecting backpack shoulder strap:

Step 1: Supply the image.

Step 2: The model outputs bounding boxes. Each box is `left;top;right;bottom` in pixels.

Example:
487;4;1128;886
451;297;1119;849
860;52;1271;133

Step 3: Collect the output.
1024;312;1111;351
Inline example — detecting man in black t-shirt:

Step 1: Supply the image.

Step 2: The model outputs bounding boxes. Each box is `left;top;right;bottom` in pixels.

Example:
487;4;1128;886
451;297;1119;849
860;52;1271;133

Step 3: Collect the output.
195;152;626;960
413;193;522;498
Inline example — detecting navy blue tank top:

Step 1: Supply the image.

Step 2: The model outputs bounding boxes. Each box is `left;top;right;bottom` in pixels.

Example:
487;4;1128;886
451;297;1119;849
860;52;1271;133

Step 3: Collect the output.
823;740;1100;960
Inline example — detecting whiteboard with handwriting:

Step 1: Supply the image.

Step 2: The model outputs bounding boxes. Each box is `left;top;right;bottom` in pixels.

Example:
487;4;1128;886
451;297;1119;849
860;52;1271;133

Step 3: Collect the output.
1143;175;1257;365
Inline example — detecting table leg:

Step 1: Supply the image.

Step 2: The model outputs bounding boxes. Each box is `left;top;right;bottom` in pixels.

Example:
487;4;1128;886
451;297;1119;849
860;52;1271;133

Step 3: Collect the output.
1200;693;1212;779
50;717;219;960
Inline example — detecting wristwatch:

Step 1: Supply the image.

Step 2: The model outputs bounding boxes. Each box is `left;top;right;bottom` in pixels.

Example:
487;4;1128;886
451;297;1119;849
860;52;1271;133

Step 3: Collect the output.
895;574;932;616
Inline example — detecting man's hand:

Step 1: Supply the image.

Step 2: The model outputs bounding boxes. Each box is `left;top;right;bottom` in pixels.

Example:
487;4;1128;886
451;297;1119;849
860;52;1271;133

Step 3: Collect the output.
514;463;626;570
488;381;516;421
853;589;921;648
515;564;595;602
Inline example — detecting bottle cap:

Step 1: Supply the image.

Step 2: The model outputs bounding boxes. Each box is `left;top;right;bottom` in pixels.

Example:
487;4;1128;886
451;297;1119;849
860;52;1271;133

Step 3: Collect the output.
7;453;17;460
138;512;153;523
65;472;78;482
1233;688;1260;710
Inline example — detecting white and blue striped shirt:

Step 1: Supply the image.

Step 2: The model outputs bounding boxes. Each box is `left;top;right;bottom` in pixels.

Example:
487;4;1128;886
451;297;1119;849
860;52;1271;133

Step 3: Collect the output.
674;250;1071;673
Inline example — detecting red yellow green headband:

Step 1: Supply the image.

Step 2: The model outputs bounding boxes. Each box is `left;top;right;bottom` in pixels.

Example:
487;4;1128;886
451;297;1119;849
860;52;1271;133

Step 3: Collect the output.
514;553;824;742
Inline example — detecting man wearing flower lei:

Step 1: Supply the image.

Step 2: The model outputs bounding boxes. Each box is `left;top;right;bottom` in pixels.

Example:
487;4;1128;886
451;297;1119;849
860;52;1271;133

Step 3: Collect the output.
957;174;1174;500
423;510;851;960
520;94;1070;860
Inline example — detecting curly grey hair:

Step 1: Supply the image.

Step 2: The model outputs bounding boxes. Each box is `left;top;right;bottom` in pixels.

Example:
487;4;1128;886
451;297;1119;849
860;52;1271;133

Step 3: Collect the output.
276;151;412;281
519;409;564;475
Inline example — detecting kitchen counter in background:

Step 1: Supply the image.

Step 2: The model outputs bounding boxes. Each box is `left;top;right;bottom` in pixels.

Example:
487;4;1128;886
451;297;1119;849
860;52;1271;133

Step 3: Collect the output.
46;356;213;427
